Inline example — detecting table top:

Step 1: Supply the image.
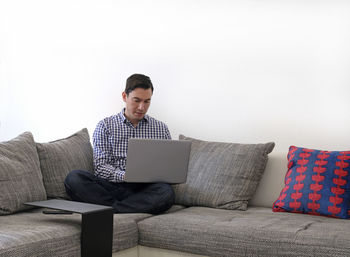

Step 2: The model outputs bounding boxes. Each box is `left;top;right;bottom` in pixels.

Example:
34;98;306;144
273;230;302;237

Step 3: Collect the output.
25;199;113;214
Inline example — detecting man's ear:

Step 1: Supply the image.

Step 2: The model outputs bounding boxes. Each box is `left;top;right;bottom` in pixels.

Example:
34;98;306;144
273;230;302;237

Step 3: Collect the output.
122;91;127;102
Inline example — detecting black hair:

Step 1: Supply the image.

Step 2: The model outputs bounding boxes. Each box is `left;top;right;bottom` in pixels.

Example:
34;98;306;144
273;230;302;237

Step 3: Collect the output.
125;74;154;95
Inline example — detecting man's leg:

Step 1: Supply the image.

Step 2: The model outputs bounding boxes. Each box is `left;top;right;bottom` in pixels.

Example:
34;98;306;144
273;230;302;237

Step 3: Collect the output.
64;170;120;206
65;170;175;214
112;183;175;214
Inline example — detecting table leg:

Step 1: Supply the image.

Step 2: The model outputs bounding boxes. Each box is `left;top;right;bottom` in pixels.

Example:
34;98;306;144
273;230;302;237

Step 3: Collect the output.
81;209;113;257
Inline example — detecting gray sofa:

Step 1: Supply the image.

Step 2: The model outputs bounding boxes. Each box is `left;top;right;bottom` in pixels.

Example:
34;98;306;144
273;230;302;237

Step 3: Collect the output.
1;129;350;257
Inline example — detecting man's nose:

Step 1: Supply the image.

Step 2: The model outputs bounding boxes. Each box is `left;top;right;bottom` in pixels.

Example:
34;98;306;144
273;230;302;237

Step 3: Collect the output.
138;103;145;110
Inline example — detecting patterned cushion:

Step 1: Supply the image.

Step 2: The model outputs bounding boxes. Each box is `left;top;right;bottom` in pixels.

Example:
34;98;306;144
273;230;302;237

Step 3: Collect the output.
273;146;350;219
36;128;94;199
0;132;47;215
173;135;275;210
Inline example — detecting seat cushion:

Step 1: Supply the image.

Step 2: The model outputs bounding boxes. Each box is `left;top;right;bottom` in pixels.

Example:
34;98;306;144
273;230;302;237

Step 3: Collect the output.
0;209;151;257
138;206;350;257
0;132;47;215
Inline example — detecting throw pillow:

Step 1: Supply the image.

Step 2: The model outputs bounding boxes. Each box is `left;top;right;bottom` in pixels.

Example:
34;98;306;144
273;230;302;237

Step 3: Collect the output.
0;132;47;215
273;146;350;219
173;135;275;210
36;128;94;199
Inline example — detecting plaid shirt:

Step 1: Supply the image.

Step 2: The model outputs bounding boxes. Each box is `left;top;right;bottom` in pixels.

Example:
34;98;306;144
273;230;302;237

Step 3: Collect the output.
92;109;171;182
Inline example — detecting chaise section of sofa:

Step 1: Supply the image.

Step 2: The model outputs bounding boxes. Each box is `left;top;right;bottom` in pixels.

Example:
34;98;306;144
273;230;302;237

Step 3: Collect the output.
0;208;151;257
0;128;152;257
0;209;81;257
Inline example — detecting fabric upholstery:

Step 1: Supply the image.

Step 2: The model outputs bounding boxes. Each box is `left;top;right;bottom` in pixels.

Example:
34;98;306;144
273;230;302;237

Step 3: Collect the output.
273;145;350;219
173;135;275;210
0;132;46;215
36;128;94;199
0;208;151;257
138;206;350;257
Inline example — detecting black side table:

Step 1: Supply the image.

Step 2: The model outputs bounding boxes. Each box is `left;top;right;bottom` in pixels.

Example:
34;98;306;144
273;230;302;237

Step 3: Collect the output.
25;199;113;257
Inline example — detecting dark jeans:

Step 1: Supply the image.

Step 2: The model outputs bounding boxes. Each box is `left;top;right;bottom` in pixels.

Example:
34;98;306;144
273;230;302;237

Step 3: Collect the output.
64;170;175;214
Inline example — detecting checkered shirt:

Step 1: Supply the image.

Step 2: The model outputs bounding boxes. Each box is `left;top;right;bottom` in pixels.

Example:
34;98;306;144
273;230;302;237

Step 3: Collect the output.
92;109;171;182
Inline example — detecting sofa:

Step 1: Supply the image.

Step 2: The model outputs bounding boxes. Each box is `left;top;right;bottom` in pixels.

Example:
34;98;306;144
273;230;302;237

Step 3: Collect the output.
1;128;350;257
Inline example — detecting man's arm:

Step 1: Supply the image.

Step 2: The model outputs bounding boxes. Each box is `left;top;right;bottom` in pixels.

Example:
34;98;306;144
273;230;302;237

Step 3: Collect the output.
93;120;125;182
164;124;172;140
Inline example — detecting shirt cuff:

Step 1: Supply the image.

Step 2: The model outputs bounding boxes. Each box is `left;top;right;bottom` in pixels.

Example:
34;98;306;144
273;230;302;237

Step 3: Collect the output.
112;169;125;182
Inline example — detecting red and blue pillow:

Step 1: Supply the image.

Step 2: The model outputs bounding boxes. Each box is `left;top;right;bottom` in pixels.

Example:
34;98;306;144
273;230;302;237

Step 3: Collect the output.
273;146;350;219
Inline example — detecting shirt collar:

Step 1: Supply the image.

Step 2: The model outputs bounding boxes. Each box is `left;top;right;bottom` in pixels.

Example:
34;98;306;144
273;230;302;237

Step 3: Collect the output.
118;108;149;124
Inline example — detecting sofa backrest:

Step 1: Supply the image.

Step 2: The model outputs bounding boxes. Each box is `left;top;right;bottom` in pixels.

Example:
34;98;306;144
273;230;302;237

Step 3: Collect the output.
249;152;288;208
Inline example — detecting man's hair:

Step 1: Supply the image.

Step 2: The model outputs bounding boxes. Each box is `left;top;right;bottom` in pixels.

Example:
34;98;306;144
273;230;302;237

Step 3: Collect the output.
125;74;154;95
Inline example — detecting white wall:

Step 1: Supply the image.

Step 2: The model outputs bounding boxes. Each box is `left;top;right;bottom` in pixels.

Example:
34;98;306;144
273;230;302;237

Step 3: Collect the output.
1;0;350;153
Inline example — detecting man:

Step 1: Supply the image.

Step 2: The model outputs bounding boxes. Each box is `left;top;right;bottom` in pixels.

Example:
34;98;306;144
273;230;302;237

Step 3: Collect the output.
64;74;175;214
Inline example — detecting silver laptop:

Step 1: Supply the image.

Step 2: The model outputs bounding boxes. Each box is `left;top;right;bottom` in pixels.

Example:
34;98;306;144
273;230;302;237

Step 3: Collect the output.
124;138;191;184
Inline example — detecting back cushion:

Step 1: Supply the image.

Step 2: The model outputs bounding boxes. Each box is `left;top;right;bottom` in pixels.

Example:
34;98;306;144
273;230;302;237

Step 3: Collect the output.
173;135;275;210
0;132;47;214
36;128;94;199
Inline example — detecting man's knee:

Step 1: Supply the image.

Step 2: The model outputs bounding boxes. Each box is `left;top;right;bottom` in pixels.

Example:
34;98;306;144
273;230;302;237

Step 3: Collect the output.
155;183;175;211
162;183;175;202
64;169;92;188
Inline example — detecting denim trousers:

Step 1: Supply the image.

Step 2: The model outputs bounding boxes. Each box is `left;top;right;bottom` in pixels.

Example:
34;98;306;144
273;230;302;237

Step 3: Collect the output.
64;170;175;214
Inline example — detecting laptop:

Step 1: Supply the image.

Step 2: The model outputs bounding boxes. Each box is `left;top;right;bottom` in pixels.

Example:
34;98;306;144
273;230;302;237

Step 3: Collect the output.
124;138;191;184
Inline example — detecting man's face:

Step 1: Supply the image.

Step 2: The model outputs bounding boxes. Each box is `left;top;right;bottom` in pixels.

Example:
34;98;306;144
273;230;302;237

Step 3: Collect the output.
122;88;152;126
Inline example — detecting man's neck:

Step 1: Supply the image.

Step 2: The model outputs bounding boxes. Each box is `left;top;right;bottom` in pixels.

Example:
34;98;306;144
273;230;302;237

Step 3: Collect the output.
122;109;148;127
130;120;139;127
123;112;140;127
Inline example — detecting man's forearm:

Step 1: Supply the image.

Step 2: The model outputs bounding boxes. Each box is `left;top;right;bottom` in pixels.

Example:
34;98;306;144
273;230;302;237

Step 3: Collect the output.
94;164;125;182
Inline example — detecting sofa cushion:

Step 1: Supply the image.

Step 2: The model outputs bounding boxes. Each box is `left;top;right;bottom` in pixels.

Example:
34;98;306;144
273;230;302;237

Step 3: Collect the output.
138;206;350;257
0;208;151;256
0;132;47;215
273;145;350;219
36;128;94;199
173;135;275;210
